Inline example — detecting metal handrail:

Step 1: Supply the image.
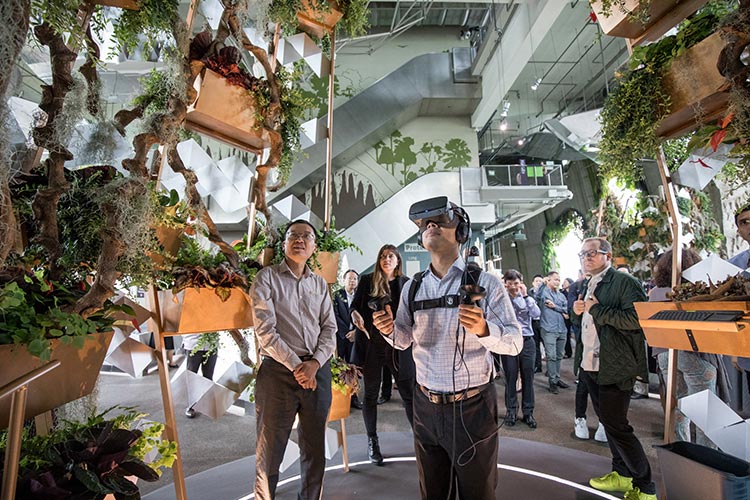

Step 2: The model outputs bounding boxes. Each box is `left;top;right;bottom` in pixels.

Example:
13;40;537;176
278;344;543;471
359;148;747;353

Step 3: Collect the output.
1;360;61;500
481;164;565;187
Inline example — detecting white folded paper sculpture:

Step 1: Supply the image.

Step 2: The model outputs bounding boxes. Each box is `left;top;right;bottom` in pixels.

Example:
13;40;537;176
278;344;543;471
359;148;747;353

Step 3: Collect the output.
673;144;730;191
679;389;749;460
105;327;155;378
681;254;744;284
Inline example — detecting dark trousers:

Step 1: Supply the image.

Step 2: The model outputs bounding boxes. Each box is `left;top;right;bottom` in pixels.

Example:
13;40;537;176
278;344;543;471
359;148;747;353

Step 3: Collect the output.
255;357;332;500
362;342;414;436
532;320;543;371
500;336;536;416
580;371;655;494
575;372;589;419
413;383;499;500
186;350;218;380
381;364;393;399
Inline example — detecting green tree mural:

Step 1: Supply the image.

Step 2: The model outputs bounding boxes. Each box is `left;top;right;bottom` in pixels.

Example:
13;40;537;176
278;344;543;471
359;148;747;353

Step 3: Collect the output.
374;130;472;186
300;71;361;119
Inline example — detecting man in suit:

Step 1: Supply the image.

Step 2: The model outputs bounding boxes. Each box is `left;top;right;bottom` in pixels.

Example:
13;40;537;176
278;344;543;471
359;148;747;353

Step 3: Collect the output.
333;269;359;361
333;269;363;409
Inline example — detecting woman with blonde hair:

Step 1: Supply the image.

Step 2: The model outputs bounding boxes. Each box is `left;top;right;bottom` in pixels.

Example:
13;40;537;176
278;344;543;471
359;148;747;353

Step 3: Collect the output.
351;244;415;465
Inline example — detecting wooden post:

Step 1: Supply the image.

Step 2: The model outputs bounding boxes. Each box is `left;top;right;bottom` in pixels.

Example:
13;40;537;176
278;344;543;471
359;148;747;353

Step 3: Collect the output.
149;287;188;500
324;31;336;231
655;147;683;443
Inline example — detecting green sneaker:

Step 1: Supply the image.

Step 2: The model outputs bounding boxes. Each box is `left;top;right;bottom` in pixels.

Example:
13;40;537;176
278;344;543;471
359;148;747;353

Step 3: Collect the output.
589;471;633;492
623;487;657;500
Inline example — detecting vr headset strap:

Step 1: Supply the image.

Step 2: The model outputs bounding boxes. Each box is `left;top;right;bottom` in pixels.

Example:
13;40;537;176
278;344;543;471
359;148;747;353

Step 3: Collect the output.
407;265;483;325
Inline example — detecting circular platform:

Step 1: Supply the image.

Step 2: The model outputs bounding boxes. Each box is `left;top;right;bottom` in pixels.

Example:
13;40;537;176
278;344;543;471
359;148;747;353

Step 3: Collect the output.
144;434;621;500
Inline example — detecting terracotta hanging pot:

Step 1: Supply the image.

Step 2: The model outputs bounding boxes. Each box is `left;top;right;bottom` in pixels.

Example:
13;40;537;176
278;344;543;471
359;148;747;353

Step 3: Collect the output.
297;0;343;38
154;287;254;335
314;251;340;284
591;0;707;40
327;385;352;421
0;331;115;428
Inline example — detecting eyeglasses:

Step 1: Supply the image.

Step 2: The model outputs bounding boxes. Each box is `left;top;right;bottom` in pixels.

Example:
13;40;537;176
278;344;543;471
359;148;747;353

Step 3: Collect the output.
286;231;315;242
578;249;608;259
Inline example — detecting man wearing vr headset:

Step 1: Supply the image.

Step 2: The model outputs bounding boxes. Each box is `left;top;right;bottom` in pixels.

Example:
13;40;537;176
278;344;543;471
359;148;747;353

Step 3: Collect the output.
373;196;523;500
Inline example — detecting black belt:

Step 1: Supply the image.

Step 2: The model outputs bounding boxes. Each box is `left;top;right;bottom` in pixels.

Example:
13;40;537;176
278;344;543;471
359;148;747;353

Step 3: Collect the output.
418;382;490;404
262;354;314;363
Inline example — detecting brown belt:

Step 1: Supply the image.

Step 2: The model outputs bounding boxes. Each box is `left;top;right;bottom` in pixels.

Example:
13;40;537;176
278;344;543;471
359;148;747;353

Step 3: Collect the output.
418;382;490;404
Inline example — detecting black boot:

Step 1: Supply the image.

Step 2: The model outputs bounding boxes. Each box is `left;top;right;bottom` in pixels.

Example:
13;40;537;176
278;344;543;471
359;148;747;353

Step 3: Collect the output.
368;435;384;465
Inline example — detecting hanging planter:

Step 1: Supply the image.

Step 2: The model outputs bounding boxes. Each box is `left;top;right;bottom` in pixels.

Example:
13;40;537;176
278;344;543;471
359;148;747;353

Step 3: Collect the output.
313;251;340;284
656;31;730;138
185;68;271;154
327;385;352;421
0;331;114;428
297;0;343;38
96;0;140;9
147;225;183;266
635;301;750;356
155;287;254;335
591;0;707;40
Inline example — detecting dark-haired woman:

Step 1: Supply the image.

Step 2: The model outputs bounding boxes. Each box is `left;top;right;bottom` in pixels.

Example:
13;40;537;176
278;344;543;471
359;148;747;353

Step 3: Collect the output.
351;244;415;466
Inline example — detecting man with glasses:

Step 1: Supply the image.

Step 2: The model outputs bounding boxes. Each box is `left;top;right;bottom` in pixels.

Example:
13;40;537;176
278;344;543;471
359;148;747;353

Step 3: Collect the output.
372;197;522;500
572;238;655;500
250;220;337;500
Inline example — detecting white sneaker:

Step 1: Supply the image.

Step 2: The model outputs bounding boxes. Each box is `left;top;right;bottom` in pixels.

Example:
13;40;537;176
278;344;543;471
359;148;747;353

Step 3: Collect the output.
595;422;608;442
575;417;589;440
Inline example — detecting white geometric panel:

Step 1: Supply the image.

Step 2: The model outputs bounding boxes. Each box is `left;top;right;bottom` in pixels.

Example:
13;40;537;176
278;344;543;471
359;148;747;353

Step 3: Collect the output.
679;389;743;435
305;51;331;78
215;361;255;394
300;116;328;149
210;156;255;213
681;254;744;284
198;0;224;30
272;194;312;221
323;426;341;459
277;38;304;66
177;139;215;171
193;163;233;197
673;144;730;191
105;328;154;378
286;33;321;58
706;420;750;461
192;379;240;420
8;96;41;142
279;439;300;473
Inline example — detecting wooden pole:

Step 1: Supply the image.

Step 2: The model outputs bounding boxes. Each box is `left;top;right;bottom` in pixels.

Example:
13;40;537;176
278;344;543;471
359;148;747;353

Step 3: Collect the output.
324;31;336;231
149;288;188;500
655;146;683;443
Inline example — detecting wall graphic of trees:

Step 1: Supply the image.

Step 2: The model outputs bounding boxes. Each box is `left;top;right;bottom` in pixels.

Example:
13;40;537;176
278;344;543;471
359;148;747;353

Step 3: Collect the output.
308;172;376;228
374;131;471;186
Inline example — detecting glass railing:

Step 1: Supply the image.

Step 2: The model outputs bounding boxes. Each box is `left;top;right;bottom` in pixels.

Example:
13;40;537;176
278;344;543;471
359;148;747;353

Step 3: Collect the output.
482;163;565;187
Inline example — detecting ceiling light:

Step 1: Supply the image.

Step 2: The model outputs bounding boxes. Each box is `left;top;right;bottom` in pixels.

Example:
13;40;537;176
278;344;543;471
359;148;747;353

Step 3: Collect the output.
500;100;511;117
517;138;525;146
530;77;542;91
499;119;508;131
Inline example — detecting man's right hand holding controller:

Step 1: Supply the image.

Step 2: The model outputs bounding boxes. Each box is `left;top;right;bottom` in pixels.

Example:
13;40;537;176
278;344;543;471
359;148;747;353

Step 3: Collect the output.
372;305;394;335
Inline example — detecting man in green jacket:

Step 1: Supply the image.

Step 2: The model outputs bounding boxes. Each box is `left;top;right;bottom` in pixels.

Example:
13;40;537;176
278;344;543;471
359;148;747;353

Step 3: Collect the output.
572;237;656;500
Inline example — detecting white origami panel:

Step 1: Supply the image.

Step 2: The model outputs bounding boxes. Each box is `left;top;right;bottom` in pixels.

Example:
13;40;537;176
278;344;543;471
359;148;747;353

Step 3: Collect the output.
673;144;730;191
681;254;744;284
679;389;749;460
105;327;155;378
323;426;341;460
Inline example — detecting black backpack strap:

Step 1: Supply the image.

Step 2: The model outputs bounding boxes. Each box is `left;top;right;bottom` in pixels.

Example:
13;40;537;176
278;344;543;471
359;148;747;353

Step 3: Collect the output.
408;270;427;326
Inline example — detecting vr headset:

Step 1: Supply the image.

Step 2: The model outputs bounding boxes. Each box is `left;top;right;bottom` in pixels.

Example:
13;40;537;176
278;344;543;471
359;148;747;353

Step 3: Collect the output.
408;196;471;244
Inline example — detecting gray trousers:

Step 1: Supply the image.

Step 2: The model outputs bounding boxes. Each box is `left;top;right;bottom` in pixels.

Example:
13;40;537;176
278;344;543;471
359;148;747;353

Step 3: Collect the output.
255;357;332;500
541;328;567;385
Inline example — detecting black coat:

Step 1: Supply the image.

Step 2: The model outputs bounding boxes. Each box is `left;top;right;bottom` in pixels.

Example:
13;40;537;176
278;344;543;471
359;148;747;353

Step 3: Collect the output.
349;273;415;381
333;288;354;360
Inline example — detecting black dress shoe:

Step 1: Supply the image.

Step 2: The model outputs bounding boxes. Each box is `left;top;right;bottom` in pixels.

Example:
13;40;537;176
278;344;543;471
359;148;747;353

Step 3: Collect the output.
504;413;517;426
556;380;570;389
377;395;390;405
548;383;559;394
351;395;363;410
630;392;648;400
368;436;384;465
522;414;537;429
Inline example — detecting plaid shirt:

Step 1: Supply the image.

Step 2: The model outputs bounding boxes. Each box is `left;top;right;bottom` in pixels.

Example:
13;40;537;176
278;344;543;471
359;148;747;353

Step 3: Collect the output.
386;258;522;392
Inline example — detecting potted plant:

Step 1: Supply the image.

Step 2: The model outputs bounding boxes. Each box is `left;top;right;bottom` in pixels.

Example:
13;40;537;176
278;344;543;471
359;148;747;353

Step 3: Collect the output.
0;406;177;499
328;356;360;421
591;0;708;39
268;0;371;38
146;188;192;267
153;237;261;335
310;224;361;284
598;4;732;182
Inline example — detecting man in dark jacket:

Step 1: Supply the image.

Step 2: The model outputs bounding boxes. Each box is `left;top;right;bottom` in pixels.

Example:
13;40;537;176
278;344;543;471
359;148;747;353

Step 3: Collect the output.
572;237;656;500
333;269;359;361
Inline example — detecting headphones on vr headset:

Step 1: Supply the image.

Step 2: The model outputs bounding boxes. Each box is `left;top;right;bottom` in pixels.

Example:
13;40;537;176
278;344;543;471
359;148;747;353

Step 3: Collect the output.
414;202;472;247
